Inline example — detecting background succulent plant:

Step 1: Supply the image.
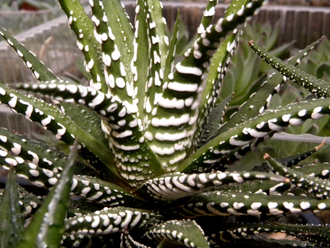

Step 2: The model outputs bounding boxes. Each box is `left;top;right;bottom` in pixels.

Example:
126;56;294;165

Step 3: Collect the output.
225;25;330;170
1;0;330;247
219;21;294;115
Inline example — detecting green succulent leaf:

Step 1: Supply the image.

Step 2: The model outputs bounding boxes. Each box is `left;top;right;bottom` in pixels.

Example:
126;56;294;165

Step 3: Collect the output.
171;190;330;218
179;97;330;173
198;93;234;148
196;0;218;38
58;0;106;92
265;153;330;199
16;141;78;248
58;102;116;171
252;144;321;173
13;81;166;185
146;0;264;170
65;206;164;236
295;162;330;179
217;222;330;247
163;11;180;83
221;36;324;134
90;0;131;100
134;0;164;128
139;171;285;203
0;127;98;176
220;179;291;196
0;83;123;181
0;153;63;188
277;143;321;167
121;230;150;248
71;175;145;207
101;0;134;82
147;0;169;69
214;231;314;247
0;27;59;81
14;186;43;217
145;219;209;248
0;83;75;143
249;39;330;98
0;169;24;248
194;33;239;148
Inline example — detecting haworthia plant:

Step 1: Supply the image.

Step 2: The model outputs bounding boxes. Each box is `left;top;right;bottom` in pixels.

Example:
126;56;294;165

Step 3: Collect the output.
1;0;330;247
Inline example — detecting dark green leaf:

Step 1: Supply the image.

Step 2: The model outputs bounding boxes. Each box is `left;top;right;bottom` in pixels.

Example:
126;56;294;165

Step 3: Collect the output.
249;39;330;98
16;141;78;248
145;219;209;248
58;0;107;92
0;169;24;248
0;28;59;81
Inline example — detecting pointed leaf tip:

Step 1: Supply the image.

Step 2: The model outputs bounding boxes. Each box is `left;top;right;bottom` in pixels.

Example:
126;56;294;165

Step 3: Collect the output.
316;140;325;151
263;153;270;160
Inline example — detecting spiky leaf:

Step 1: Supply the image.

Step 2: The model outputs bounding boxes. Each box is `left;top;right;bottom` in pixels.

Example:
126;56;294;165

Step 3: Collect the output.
0;169;24;248
16;141;78;248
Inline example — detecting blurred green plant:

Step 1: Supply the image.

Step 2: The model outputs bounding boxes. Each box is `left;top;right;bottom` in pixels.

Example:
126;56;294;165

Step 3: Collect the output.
222;23;330;168
220;21;294;116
